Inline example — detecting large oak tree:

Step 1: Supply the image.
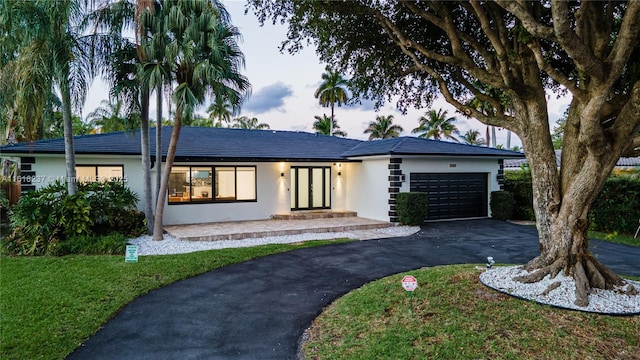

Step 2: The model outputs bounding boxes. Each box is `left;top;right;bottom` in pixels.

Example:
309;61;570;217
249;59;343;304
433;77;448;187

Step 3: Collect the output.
249;0;640;306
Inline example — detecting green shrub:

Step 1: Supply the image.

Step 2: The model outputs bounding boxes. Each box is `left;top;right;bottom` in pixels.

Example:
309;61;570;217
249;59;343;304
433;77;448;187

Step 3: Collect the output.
589;175;640;234
490;191;514;221
503;171;535;221
396;192;428;226
505;171;640;234
4;180;144;256
52;233;129;256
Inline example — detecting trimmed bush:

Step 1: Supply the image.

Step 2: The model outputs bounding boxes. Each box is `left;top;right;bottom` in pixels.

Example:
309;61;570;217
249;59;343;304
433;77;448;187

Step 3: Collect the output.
503;171;535;221
505;170;640;235
589;175;640;234
396;192;428;226
490;191;514;221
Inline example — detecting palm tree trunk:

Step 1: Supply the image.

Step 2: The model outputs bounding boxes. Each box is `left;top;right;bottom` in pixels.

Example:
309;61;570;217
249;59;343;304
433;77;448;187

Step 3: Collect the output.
60;77;77;195
152;105;182;240
155;84;163;205
140;87;154;234
330;103;334;136
491;126;497;148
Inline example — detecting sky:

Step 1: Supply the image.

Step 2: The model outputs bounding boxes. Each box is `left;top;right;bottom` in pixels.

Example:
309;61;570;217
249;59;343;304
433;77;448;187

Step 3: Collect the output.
84;0;571;148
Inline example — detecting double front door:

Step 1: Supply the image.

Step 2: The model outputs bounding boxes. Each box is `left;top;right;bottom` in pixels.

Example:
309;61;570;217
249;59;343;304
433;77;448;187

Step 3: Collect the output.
290;167;331;210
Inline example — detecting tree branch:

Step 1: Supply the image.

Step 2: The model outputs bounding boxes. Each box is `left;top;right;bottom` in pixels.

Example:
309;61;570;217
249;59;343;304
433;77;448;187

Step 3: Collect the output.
526;39;587;101
468;1;517;89
605;1;640;87
494;0;554;40
550;0;605;81
401;2;501;82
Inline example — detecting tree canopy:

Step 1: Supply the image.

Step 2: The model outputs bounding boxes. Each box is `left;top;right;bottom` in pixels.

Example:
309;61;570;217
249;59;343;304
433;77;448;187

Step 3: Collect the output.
249;0;640;306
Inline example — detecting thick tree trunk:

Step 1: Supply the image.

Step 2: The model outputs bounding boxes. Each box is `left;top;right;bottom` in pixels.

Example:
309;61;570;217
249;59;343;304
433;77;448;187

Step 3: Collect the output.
140;88;154;235
152;107;182;241
515;96;637;306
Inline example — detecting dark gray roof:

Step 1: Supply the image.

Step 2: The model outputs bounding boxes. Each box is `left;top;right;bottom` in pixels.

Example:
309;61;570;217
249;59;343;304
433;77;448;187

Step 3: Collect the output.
1;126;524;161
505;149;640;168
341;137;524;158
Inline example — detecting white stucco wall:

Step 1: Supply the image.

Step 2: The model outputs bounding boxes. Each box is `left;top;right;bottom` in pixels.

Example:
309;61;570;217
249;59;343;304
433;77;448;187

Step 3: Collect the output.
23;154;146;209
161;161;341;225
345;157;391;221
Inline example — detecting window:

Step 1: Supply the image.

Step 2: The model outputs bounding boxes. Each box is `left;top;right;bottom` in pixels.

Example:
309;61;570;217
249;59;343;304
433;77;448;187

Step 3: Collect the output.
76;165;124;183
169;165;256;204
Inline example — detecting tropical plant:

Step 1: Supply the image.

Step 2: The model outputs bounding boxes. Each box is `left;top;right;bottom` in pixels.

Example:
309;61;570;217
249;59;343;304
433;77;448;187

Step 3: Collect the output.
249;1;640;306
461;129;486;146
149;0;250;240
363;115;403;140
207;97;234;127
314;66;349;136
87;99;140;133
312;114;346;137
231;116;270;130
412;109;460;142
4;180;143;256
2;0;95;195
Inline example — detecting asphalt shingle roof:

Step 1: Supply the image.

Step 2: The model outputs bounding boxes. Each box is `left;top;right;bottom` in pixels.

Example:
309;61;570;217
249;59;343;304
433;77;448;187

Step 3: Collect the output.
341;136;524;158
505;149;640;168
1;126;525;161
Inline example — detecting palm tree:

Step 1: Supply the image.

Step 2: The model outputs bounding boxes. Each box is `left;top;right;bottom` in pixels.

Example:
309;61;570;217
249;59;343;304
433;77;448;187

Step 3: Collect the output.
231;116;270;130
313;114;347;137
314;66;349;136
364;115;403;140
461;129;486;146
207;97;234;127
3;0;93;194
87;99;139;133
412;109;460;142
87;0;156;233
150;0;250;240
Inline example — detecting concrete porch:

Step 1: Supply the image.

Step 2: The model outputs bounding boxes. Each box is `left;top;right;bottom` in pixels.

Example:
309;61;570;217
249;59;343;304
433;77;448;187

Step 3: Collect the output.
164;211;393;241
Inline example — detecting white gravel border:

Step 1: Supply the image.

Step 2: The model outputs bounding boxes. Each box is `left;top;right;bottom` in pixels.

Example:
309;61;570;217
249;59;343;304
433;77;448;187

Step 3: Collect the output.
128;226;420;256
480;265;640;315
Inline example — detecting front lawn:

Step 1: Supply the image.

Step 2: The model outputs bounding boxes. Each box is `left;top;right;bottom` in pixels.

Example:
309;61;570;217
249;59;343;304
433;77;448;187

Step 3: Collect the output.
303;265;640;359
0;240;349;360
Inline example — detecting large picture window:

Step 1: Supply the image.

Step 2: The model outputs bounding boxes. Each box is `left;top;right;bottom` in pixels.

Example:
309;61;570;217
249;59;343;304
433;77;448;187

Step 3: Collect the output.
76;165;124;183
169;165;256;204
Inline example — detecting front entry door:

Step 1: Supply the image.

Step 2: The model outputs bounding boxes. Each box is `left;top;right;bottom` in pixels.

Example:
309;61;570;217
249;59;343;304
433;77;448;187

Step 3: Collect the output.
291;167;331;210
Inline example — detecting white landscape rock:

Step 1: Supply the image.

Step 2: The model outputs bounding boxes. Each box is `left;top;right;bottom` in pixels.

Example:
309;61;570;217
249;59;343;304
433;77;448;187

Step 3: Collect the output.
128;226;420;256
479;265;640;315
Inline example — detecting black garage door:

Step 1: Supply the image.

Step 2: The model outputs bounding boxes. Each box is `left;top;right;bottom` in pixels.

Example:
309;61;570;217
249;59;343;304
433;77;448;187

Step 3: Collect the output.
410;173;488;220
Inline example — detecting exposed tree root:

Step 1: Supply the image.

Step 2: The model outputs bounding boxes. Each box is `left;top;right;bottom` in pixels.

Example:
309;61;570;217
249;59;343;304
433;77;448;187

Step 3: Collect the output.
514;253;637;307
540;281;561;296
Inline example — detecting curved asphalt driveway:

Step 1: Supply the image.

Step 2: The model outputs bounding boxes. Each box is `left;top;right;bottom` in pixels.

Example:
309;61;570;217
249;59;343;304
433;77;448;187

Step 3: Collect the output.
67;219;640;360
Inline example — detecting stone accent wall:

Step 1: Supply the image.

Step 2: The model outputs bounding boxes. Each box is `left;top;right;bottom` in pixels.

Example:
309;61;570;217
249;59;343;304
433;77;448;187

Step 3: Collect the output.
497;159;504;190
388;158;403;223
20;157;36;193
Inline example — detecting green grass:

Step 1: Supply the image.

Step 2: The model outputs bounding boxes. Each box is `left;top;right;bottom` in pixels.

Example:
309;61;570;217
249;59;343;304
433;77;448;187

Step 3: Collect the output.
590;230;640;247
303;265;640;360
0;240;349;360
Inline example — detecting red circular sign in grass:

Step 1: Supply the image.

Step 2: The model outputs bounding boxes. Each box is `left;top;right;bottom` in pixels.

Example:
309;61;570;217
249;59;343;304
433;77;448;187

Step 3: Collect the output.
401;275;418;292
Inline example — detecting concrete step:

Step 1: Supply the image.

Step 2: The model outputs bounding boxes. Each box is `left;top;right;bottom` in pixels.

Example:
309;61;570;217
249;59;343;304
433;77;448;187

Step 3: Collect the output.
164;217;390;241
270;210;357;220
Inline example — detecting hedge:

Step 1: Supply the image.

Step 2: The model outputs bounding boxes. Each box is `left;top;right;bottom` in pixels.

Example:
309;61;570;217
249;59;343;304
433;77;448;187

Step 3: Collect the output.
504;171;640;235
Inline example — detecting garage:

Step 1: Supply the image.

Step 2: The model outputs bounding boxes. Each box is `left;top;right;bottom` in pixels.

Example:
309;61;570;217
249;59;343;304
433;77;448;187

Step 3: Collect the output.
410;173;488;220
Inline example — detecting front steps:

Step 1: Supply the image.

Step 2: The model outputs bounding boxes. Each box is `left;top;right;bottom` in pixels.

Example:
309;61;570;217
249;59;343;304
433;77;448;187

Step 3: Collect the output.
164;215;392;241
270;210;357;220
